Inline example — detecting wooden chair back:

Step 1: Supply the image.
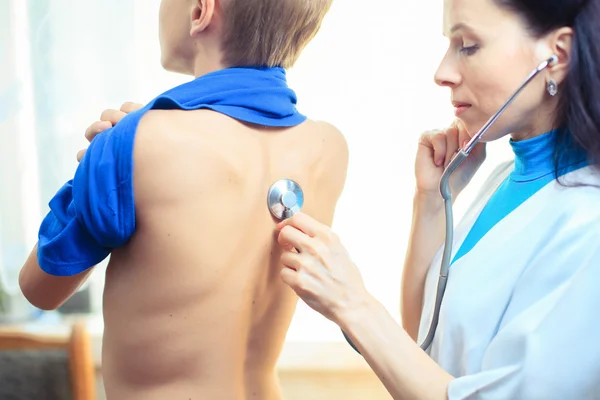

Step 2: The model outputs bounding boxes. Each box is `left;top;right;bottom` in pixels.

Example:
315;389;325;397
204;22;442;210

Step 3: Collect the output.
0;321;96;400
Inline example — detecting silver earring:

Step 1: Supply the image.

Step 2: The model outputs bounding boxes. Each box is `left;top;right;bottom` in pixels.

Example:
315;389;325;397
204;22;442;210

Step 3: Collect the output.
547;79;558;96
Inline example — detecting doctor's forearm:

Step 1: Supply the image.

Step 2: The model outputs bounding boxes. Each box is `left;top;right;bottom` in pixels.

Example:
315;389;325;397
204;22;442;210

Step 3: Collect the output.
340;296;453;400
401;193;445;340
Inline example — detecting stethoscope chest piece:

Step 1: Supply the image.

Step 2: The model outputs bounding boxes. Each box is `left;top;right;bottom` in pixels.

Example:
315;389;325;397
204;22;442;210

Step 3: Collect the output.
267;178;359;353
267;179;304;220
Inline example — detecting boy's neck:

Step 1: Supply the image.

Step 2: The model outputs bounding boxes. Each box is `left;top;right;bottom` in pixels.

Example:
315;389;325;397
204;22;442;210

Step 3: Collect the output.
192;46;229;78
193;59;229;78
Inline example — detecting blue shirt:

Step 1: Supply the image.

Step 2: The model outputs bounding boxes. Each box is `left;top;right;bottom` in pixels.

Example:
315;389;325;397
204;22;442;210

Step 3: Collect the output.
37;67;306;276
452;129;589;265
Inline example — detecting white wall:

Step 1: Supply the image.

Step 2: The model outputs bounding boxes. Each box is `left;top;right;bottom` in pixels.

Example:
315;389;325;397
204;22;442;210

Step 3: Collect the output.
1;0;515;340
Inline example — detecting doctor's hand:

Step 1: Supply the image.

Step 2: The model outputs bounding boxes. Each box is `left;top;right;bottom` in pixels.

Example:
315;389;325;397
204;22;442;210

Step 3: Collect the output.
415;119;486;202
277;213;371;325
77;102;143;162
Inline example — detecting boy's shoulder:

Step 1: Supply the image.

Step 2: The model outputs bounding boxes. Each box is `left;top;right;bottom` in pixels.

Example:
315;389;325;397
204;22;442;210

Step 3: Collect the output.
132;111;348;162
302;118;349;158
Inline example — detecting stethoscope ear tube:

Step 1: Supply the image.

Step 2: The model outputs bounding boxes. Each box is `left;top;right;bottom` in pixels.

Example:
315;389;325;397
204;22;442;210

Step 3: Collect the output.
343;55;558;356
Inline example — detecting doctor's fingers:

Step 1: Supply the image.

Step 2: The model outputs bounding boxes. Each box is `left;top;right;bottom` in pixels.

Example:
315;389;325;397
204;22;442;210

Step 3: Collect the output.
427;132;451;167
278;225;330;258
280;250;315;273
444;125;461;168
280;264;317;298
278;212;343;247
455;119;473;148
280;266;299;289
280;254;325;297
277;212;326;239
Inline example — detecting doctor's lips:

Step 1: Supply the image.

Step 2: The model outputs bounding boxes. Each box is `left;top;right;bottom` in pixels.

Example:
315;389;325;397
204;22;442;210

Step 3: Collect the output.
452;101;471;116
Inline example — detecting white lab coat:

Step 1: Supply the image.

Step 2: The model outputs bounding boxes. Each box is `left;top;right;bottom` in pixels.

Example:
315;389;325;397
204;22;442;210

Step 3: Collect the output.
418;161;600;399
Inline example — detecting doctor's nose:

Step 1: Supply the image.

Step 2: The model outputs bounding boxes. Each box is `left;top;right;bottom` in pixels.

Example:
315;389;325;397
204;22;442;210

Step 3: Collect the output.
434;54;462;88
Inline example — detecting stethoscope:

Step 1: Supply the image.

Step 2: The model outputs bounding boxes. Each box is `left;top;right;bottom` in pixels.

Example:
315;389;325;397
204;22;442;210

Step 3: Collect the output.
267;179;304;220
266;53;559;355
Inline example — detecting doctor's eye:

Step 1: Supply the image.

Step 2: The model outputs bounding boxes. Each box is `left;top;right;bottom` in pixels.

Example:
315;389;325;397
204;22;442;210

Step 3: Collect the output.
460;44;480;56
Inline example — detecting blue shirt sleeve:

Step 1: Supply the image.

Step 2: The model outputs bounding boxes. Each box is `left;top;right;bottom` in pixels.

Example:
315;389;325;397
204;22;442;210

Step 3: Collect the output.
37;113;139;276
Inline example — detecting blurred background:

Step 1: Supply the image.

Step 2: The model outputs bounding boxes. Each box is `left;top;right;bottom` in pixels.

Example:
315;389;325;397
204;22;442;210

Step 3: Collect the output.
0;0;514;398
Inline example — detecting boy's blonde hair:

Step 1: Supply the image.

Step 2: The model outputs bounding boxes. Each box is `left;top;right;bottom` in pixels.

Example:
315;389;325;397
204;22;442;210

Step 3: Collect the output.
221;0;333;68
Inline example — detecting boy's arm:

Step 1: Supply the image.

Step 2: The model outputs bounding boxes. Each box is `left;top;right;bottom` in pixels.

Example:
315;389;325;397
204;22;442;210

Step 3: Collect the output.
19;244;94;310
19;102;142;311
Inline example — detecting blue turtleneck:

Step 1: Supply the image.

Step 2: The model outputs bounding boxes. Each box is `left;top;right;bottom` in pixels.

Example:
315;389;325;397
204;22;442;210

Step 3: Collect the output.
451;130;588;265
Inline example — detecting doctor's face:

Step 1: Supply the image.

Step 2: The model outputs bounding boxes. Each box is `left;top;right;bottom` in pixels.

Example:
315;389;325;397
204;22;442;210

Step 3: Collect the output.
434;0;556;142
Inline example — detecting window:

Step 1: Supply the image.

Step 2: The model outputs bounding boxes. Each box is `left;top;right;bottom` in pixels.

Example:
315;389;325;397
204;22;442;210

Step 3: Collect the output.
0;0;513;340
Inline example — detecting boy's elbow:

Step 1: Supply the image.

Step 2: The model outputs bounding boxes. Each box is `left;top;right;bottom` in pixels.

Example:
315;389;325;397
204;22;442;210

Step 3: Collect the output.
18;267;61;311
20;287;63;311
24;295;61;311
18;248;64;311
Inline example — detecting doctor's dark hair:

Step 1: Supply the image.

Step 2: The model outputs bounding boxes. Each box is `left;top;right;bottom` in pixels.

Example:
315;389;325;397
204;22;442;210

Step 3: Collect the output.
495;0;600;169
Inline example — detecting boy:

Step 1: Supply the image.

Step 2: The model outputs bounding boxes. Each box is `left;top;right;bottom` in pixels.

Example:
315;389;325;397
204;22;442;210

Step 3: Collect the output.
18;0;348;399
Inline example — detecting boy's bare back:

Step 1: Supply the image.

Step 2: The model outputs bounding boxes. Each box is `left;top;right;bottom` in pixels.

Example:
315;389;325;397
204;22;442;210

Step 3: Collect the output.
101;110;348;399
17;2;340;398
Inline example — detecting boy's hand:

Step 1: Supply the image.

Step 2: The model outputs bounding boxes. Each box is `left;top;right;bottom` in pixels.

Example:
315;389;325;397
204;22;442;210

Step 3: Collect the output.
77;102;143;162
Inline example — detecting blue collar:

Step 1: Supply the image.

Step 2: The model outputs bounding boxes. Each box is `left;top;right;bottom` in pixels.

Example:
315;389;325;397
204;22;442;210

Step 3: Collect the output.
509;129;588;182
141;66;306;127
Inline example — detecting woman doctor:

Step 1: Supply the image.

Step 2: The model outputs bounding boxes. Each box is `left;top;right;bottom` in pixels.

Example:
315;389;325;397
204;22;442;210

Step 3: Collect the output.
277;0;600;399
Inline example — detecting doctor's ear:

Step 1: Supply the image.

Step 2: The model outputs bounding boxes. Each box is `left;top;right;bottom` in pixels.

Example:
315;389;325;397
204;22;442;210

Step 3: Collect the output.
190;0;215;37
541;26;573;86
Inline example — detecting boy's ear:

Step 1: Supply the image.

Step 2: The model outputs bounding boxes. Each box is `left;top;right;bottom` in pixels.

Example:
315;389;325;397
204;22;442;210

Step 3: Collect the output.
190;0;215;37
